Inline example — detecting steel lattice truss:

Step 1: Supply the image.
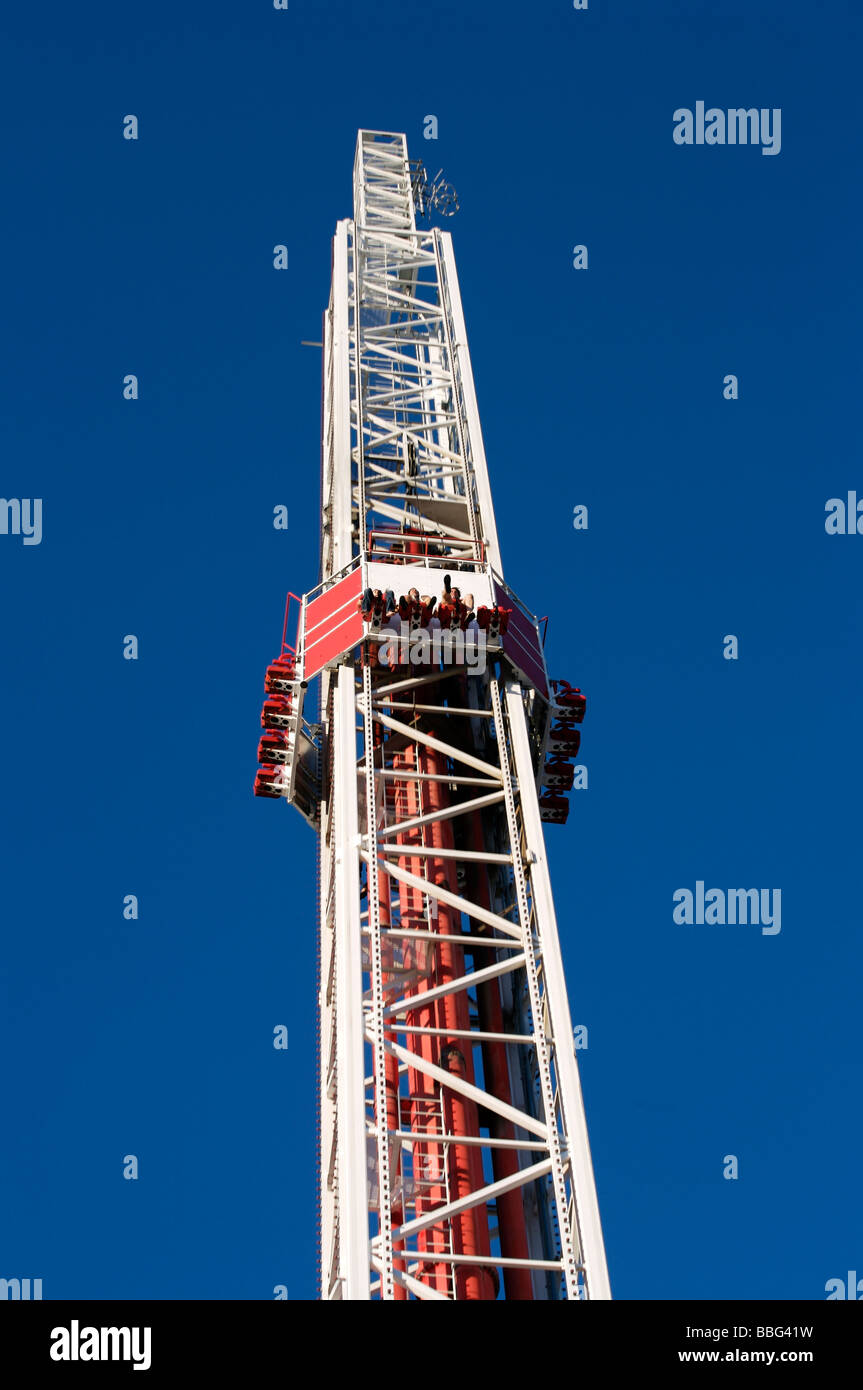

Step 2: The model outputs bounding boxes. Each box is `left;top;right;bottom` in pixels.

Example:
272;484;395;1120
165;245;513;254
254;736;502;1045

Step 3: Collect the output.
311;132;610;1300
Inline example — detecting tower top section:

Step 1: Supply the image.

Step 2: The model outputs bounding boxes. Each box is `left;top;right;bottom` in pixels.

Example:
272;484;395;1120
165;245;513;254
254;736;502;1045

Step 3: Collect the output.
324;129;503;589
353;131;416;233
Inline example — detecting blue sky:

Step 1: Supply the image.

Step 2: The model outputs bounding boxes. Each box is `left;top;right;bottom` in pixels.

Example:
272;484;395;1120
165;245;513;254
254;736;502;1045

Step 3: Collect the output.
1;0;861;1300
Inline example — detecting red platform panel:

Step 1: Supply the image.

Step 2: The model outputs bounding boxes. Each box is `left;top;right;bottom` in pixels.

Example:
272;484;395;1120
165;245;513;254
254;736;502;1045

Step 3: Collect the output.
303;569;364;679
494;581;548;698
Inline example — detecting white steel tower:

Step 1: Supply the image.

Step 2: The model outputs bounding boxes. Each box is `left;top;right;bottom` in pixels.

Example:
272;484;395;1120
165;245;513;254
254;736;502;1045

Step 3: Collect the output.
254;131;611;1301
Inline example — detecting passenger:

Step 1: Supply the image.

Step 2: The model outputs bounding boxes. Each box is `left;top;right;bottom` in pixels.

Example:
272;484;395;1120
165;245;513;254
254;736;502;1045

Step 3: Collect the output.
398;586;421;623
425;596;441;637
438;575;462;630
407;587;422;630
448;591;465;631
359;587;395;617
460;593;476;631
438;600;455;629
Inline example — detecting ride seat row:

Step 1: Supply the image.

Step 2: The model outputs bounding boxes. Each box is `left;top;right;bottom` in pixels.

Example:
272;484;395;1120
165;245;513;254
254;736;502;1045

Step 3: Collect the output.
254;654;300;799
538;682;587;825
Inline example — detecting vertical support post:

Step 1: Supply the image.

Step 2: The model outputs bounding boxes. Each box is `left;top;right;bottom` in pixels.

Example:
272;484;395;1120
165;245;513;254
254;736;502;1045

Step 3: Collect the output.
361;663;395;1299
438;231;502;571
334;666;370;1299
489;679;581;1298
331;221;353;576
503;679;612;1301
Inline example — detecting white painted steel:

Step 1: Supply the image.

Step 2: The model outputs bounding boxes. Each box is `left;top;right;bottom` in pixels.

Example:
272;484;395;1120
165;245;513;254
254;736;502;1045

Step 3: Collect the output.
333;669;371;1299
503;680;612;1301
361;662;395;1299
490;678;581;1298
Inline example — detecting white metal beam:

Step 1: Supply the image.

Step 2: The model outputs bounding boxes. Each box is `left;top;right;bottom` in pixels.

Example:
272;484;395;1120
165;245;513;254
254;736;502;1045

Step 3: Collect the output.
394;1157;554;1242
503;679;612;1301
382;1038;549;1141
367;852;523;941
334;669;371;1299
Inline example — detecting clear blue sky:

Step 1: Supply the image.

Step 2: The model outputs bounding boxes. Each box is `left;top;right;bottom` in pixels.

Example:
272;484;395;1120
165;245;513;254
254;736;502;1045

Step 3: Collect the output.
2;0;860;1300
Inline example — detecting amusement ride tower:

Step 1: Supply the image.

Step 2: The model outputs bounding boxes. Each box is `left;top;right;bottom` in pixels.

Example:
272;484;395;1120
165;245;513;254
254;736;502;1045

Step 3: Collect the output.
254;131;610;1302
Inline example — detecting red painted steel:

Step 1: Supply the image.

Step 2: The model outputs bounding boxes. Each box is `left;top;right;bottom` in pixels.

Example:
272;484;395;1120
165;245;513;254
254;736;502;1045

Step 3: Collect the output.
303;569;364;678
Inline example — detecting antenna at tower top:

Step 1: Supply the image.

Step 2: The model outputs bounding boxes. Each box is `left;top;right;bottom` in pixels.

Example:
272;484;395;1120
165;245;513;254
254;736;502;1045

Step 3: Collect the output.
408;159;460;220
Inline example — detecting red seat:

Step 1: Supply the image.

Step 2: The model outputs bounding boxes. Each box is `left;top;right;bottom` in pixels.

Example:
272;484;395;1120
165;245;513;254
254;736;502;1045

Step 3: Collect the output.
265;657;297;694
258;731;292;765
261;694;294;729
539;792;569;825
547;725;581;755
476;605;511;638
437;602;459;631
254;765;289;798
542;758;575;790
551;681;586;721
